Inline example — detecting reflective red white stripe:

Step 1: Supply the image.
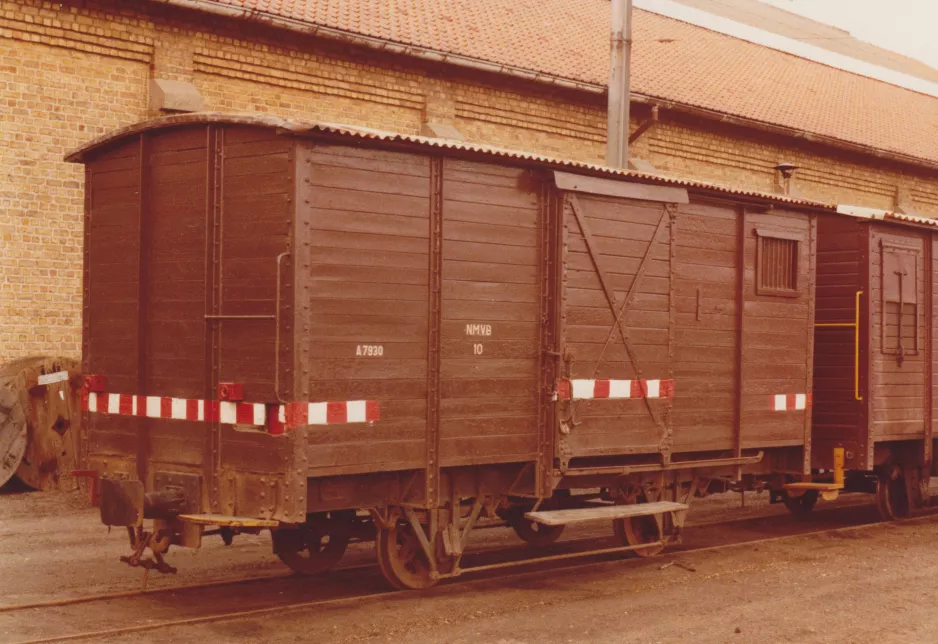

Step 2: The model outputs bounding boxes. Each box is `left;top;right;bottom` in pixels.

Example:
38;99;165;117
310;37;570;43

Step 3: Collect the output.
83;392;379;434
556;379;674;401
772;393;811;411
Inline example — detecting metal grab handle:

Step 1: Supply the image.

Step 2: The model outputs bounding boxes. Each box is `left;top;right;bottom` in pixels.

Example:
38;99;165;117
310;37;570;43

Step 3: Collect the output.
274;252;290;404
814;290;863;402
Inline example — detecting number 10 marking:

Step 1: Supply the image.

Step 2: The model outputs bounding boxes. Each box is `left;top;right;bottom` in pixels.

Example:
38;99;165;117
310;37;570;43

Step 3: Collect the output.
473;343;484;355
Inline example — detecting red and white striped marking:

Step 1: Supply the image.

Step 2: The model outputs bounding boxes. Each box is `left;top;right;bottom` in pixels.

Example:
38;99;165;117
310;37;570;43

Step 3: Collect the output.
556;379;674;401
772;393;811;412
83;393;379;434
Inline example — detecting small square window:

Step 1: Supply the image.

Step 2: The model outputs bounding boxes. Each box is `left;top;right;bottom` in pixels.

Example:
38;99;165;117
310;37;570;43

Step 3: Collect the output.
756;231;799;297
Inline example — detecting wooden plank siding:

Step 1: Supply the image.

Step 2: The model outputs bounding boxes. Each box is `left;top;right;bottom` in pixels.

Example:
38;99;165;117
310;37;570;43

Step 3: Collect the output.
439;160;541;467
84;136;142;475
868;227;928;444
300;143;431;475
671;201;738;451
811;214;866;470
141;126;209;469
561;194;672;457
739;209;815;451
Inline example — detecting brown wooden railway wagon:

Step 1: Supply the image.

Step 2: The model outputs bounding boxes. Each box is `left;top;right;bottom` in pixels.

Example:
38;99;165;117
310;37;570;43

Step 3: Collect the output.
812;206;938;518
66;113;829;588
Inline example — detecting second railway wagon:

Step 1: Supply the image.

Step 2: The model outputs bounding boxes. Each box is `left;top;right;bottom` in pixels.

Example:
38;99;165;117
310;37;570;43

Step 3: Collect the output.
810;205;938;518
67;113;827;588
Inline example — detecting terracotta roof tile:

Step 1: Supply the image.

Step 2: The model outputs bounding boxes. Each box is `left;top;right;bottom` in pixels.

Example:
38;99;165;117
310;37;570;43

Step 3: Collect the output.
182;0;938;164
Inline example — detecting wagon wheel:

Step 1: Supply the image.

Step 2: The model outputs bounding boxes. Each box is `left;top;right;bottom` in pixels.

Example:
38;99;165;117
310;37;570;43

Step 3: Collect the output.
272;510;355;575
375;519;452;590
506;507;565;547
612;487;666;558
781;489;820;517
875;464;910;521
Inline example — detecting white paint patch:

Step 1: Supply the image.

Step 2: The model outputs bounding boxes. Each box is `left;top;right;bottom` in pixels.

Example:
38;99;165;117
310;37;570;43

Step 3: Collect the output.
571;380;594;400
146;396;161;418
219;402;236;425
347;401;367;423
609;380;632;398
308;402;328;425
795;394;807;410
774;394;787;412
171;398;187;420
37;371;69;386
646;380;661;398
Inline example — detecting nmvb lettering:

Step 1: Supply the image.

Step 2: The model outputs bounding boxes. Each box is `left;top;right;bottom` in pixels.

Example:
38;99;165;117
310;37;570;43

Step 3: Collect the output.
464;324;492;336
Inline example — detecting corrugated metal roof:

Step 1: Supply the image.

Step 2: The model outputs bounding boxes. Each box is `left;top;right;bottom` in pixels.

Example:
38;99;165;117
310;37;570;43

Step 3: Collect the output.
836;204;938;228
64;112;835;210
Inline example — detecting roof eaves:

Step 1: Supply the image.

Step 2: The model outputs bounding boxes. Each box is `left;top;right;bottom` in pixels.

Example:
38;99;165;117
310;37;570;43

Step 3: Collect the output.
155;0;605;95
148;1;938;173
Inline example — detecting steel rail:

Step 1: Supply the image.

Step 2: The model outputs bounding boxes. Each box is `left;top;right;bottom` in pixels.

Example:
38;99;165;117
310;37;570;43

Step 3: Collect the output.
9;507;936;644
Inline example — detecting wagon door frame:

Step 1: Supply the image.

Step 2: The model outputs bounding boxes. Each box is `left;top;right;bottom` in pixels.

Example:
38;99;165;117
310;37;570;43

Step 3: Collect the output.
553;172;687;470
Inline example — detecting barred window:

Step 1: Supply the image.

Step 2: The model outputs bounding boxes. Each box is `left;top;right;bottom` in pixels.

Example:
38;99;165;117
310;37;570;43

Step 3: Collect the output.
882;245;918;358
756;231;800;297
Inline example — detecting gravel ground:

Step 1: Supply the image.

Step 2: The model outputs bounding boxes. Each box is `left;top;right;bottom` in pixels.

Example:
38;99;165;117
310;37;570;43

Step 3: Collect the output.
2;484;936;644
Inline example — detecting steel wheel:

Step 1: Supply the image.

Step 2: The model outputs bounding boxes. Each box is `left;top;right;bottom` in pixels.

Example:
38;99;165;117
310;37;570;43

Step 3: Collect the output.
612;489;665;558
375;521;439;590
782;489;819;516
507;509;565;547
272;511;353;575
876;465;910;521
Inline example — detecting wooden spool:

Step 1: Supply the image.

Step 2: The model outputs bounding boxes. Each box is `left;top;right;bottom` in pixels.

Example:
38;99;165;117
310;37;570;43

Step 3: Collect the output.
0;356;83;491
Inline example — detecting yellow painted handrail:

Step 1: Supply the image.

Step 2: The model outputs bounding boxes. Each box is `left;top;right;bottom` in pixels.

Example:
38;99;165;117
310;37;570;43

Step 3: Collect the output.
814;290;863;401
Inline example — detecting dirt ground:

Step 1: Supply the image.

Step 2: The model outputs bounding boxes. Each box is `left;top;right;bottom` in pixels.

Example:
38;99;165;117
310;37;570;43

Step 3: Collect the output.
2;485;938;644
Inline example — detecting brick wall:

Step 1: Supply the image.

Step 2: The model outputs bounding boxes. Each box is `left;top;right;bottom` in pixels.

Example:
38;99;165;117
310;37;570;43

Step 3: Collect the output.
2;0;938;363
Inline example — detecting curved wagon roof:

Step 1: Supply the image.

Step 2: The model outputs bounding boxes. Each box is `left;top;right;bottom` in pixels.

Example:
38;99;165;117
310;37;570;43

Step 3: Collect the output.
68;113;938;232
66;112;835;210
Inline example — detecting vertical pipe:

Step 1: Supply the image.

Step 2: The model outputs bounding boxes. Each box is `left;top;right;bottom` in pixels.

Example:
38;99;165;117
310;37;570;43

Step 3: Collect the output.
606;0;632;168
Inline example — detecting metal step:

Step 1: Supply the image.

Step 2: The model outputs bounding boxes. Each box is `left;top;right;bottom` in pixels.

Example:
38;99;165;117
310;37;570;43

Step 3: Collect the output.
177;513;279;528
783;482;843;492
525;501;689;527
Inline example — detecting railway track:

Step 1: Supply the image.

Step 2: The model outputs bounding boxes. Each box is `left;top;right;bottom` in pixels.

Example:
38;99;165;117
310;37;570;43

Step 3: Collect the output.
4;499;927;644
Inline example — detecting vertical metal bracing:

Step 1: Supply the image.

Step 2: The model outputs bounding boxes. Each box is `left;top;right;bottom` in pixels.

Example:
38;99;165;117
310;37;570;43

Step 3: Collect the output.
135;133;151;485
80;165;93;473
925;236;934;466
860;225;872;470
536;181;557;497
288;141;310;524
803;217;818;474
663;203;677;464
205;126;225;512
732;208;746;464
606;0;633;168
425;156;444;508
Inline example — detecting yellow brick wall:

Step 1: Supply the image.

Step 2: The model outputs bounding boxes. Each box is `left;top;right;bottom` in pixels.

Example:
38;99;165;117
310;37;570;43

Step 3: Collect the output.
0;2;150;362
2;0;938;363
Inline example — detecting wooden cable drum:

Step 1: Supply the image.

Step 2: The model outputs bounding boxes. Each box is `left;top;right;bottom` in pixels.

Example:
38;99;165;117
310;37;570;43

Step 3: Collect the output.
0;356;83;490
